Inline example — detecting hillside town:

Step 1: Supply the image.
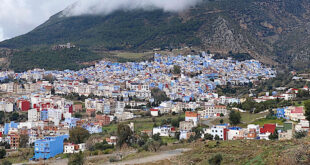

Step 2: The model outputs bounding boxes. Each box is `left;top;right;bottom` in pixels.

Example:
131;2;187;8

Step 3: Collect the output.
0;53;309;164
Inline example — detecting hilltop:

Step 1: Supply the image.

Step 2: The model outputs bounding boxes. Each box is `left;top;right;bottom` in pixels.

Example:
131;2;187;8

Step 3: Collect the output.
1;0;310;71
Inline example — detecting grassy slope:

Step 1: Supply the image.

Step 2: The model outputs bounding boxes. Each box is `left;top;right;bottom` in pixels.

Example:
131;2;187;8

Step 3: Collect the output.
211;112;269;127
177;137;310;165
102;113;185;135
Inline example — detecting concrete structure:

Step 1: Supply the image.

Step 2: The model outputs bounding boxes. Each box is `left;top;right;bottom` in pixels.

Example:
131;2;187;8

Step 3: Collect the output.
153;125;174;137
33;135;69;160
150;109;159;117
64;143;86;154
185;111;199;127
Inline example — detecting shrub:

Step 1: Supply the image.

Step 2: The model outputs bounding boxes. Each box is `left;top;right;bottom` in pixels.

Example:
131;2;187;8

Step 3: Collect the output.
294;131;308;139
209;154;223;165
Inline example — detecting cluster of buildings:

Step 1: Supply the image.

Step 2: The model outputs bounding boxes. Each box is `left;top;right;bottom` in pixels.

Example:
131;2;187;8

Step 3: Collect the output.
153;107;309;141
201;122;296;141
0;53;278;160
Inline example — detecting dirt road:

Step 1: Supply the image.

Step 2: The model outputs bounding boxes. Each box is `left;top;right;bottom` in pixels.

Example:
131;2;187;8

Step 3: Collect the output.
109;148;190;165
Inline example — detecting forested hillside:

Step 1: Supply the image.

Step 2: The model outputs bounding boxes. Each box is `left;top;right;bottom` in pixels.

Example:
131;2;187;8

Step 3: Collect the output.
1;0;310;71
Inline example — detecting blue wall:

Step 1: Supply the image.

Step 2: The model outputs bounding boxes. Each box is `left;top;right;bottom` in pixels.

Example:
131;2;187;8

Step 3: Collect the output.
33;135;69;160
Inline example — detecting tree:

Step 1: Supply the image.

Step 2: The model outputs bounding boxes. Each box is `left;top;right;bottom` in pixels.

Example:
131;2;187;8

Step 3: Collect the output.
143;139;161;152
171;118;179;127
152;133;161;141
83;78;88;84
51;88;55;95
68;152;84;165
93;140;114;151
85;135;102;150
220;113;224;117
69;127;90;144
0;111;5;124
19;134;29;148
220;119;224;124
209;154;223;165
43;74;55;84
304;100;310;127
3;160;12;165
268;130;279;140
151;88;170;104
294;131;308;139
192;127;202;140
10;112;19;121
0;149;6;159
172;65;181;74
117;124;133;148
214;135;220;140
74;113;82;118
229;111;241;126
204;133;213;140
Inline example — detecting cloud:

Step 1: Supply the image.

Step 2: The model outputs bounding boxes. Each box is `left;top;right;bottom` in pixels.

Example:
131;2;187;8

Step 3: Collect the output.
0;28;5;42
63;0;202;16
0;0;76;41
0;0;202;41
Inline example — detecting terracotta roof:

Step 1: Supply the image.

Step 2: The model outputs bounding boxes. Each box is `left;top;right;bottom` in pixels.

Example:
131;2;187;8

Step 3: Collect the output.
185;111;198;117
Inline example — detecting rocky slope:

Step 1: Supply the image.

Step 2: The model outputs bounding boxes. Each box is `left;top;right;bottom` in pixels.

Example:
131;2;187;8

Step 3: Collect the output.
0;0;310;71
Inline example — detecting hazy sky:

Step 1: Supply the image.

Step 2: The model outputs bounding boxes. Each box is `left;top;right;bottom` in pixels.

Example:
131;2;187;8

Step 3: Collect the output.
0;0;201;42
0;0;76;41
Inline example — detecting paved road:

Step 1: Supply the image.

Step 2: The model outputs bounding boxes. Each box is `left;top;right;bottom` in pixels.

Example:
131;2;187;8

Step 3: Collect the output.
108;148;190;165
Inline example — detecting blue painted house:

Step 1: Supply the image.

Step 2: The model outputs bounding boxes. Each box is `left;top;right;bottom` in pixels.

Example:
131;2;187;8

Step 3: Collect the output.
276;108;285;118
4;121;18;135
33;135;69;160
41;109;48;121
64;118;80;128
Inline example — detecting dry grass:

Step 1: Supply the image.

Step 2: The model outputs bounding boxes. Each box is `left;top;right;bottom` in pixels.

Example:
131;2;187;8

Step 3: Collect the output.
177;137;310;165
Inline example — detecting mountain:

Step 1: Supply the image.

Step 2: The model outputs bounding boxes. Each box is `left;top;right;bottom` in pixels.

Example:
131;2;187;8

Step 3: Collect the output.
1;0;310;71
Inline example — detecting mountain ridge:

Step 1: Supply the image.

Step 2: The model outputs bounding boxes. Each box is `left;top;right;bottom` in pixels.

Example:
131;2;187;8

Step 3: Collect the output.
0;0;310;71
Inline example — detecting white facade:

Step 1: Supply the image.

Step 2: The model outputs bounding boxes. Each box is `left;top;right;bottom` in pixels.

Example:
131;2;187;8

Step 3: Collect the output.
28;109;40;122
115;101;125;114
150;110;159;117
153;126;172;137
185;116;198;127
48;109;63;125
64;143;86;154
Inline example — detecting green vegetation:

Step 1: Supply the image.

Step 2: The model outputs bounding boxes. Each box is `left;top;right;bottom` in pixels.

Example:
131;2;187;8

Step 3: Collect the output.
69;127;90;144
2;0;310;70
268;130;279;140
208;154;223;165
252;118;285;127
0;149;6;159
92;140;114;151
172;65;181;74
212;112;268;127
234;98;292;113
116;123;133;148
256;72;309;94
2;160;12;165
178;137;310;165
19;134;29;148
10;48;102;72
151;88;170;105
229;111;241;126
212;52;253;61
68;152;85;165
304;100;310;125
294;131;308;139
